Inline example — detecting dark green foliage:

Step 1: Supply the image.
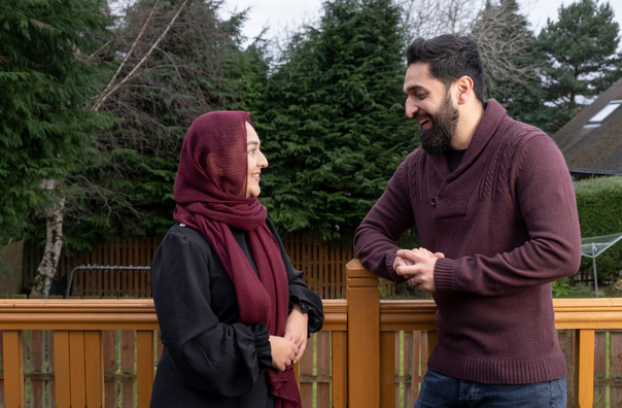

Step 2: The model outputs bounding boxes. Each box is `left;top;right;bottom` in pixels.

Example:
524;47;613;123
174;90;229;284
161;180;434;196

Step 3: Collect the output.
574;176;622;283
537;0;621;132
0;0;112;243
257;0;419;239
64;0;267;245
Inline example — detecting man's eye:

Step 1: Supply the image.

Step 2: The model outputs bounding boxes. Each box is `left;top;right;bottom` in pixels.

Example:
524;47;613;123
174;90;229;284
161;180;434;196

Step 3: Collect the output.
416;93;426;99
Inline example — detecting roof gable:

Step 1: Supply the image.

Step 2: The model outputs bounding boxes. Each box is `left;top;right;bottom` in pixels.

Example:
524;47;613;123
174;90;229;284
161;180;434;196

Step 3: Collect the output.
552;76;622;175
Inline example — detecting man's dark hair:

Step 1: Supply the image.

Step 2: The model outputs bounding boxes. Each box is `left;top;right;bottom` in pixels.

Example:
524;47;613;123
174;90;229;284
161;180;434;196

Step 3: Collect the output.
406;35;486;104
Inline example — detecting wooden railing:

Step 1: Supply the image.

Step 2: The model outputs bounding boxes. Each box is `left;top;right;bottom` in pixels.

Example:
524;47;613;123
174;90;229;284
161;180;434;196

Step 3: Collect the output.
1;259;620;407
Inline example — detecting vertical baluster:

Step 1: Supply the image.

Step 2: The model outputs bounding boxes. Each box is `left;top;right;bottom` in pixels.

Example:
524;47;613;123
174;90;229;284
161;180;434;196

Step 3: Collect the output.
121;330;135;407
104;330;118;408
54;331;70;408
610;330;622;408
332;331;347;408
136;330;155;408
299;332;314;407
84;331;104;407
317;331;330;407
380;331;395;408
3;331;24;408
575;329;595;408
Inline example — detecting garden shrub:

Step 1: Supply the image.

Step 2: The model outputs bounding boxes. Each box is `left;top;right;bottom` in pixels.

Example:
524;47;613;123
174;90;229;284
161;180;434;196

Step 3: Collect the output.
573;176;622;284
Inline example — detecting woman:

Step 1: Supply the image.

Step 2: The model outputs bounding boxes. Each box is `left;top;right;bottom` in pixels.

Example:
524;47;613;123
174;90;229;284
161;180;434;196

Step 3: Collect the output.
150;111;324;408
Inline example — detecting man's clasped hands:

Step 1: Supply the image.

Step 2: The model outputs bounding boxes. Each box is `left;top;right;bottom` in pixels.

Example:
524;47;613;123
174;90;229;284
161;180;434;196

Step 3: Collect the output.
393;247;445;292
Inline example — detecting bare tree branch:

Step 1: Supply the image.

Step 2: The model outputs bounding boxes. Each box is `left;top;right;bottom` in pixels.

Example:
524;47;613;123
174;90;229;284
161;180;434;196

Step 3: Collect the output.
93;0;164;111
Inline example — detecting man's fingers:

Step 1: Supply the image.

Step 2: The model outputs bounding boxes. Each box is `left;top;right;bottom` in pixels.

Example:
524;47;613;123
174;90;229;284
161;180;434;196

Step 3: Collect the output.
396;264;423;276
434;252;445;259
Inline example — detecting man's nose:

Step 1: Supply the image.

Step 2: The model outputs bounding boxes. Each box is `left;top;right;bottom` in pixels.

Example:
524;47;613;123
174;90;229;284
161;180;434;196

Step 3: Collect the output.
405;99;419;118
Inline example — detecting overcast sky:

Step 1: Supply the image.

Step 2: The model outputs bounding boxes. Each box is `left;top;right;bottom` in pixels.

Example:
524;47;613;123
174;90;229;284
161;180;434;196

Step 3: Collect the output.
220;0;622;47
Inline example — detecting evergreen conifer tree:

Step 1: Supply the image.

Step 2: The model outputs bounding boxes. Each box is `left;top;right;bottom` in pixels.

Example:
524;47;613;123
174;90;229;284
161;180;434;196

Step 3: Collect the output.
258;0;418;239
0;0;111;241
537;0;620;131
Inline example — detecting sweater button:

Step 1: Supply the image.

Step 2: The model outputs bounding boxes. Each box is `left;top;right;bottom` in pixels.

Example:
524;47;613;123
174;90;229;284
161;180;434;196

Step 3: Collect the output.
431;197;436;206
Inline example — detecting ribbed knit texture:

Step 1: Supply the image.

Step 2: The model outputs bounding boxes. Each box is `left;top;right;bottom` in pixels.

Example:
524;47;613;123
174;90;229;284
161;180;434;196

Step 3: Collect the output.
355;100;582;384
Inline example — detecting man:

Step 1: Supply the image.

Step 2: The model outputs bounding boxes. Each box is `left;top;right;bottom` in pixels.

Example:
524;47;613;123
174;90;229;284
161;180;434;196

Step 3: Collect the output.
354;34;581;407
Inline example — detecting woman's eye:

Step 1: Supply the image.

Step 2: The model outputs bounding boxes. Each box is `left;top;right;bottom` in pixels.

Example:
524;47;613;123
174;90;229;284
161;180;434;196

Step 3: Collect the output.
249;149;256;154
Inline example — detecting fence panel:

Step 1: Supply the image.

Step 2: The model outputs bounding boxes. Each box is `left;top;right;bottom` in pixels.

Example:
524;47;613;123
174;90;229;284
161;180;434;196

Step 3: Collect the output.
23;235;378;299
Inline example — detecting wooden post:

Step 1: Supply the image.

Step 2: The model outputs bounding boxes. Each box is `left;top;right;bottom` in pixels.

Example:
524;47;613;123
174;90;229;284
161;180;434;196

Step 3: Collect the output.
574;329;595;408
346;259;380;408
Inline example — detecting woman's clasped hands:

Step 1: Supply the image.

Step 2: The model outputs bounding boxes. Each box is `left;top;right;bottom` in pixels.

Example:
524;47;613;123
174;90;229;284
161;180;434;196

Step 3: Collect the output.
269;304;309;371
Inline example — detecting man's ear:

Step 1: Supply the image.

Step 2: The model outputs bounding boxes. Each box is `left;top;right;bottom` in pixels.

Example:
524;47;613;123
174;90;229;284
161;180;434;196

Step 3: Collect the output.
455;76;474;105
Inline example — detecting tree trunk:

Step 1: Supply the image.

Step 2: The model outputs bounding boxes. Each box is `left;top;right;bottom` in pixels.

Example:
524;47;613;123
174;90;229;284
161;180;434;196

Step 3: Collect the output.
30;180;65;297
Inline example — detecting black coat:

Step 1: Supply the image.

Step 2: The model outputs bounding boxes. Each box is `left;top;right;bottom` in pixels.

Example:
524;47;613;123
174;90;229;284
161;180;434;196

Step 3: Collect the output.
150;219;324;408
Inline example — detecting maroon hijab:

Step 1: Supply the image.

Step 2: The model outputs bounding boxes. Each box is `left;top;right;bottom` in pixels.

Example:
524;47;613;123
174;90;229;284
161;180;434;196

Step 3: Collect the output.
173;111;301;408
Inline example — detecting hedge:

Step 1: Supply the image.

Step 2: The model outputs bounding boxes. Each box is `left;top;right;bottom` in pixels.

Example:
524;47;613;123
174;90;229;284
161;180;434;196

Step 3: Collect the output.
574;176;622;283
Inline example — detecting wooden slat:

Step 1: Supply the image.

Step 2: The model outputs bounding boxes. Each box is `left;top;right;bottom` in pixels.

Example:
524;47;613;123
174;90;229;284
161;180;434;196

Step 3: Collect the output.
3;331;24;408
49;329;56;408
610;331;622;407
84;331;104;407
332;331;347;408
403;331;414;408
380;331;395;408
54;331;71;408
31;330;45;408
575;329;595;408
593;330;606;407
299;331;314;407
411;330;421;403
103;330;118;408
317;331;330;407
121;330;135;407
69;331;87;407
394;333;400;408
137;330;155;408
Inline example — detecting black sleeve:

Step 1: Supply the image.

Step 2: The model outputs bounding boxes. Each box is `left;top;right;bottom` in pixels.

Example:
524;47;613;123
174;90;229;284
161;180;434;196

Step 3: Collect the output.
266;218;324;334
151;229;273;397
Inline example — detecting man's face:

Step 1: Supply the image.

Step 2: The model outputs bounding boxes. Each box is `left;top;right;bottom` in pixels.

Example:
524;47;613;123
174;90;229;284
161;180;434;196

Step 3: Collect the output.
404;62;459;155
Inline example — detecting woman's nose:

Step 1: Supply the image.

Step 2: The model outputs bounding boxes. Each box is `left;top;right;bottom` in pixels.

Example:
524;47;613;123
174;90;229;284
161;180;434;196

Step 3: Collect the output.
259;152;269;168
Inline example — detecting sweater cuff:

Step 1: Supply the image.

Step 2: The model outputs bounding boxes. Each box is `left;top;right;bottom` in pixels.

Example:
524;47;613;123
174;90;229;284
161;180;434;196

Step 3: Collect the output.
385;251;406;283
251;322;272;370
434;258;457;292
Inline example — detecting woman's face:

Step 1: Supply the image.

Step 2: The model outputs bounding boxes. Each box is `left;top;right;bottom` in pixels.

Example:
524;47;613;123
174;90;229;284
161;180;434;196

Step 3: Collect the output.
245;122;269;198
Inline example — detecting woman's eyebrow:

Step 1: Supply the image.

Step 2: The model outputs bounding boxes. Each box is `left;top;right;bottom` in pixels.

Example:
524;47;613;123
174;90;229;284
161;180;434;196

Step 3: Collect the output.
247;141;259;146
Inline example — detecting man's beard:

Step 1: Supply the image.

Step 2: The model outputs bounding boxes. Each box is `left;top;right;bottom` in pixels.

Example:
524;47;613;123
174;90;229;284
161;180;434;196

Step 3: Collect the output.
416;92;459;155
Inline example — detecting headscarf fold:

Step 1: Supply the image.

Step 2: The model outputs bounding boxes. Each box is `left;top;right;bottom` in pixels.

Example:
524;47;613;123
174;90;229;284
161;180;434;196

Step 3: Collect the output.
173;111;301;408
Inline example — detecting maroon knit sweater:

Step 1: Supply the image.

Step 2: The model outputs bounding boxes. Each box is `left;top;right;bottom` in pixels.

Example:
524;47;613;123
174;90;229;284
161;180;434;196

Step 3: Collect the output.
354;100;581;384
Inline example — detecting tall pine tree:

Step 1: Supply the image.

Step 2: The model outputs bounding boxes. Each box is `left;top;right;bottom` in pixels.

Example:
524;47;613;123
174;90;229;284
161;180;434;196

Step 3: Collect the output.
537;0;620;131
258;0;418;239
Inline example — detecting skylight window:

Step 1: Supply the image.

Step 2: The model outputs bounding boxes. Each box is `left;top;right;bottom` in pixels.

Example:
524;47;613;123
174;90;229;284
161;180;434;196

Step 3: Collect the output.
585;100;622;128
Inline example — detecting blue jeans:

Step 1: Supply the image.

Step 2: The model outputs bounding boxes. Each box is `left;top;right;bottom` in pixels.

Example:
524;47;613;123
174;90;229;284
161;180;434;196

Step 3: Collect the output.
414;370;566;408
